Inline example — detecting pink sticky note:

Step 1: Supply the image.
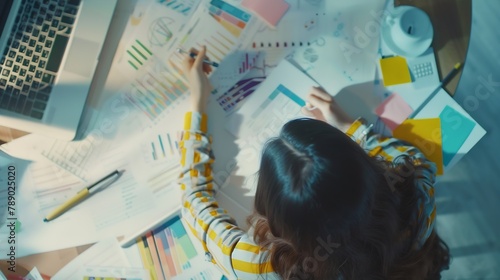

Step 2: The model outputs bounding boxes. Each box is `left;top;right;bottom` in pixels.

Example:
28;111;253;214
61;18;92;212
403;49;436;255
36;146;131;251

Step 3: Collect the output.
375;93;413;131
242;0;289;28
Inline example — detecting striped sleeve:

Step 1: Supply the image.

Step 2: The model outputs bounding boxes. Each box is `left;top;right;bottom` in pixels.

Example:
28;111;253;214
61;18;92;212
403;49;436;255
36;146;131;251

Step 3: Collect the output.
178;112;279;279
346;118;437;247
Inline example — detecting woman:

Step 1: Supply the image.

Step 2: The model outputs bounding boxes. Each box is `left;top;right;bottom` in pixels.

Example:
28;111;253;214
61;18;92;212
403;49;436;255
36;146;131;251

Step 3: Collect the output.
178;46;450;279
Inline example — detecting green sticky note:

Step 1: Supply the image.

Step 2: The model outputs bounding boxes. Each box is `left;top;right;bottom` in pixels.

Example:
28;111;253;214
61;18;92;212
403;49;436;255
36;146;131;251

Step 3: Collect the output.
439;106;476;166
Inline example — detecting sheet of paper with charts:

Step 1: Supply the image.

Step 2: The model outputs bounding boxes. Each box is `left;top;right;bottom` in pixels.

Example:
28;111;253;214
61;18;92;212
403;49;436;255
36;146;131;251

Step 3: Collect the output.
0;0;261;258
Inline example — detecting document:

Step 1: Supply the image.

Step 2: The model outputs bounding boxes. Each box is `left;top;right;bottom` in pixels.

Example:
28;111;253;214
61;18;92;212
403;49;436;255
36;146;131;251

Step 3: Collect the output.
52;238;130;280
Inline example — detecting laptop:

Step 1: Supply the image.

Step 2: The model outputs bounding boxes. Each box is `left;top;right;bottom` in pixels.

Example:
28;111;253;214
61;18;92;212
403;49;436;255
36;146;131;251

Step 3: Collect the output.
0;0;117;140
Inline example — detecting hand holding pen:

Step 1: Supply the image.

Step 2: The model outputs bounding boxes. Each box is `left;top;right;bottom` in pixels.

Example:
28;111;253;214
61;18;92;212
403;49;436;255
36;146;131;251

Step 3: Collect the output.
177;48;219;67
181;46;214;113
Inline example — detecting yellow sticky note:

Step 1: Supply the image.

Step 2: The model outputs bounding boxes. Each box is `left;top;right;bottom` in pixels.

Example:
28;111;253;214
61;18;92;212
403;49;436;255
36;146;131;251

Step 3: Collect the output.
380;56;412;86
393;118;444;175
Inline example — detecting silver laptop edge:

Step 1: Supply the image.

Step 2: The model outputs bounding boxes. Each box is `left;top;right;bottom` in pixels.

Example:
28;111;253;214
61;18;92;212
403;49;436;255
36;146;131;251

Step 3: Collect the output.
0;0;117;141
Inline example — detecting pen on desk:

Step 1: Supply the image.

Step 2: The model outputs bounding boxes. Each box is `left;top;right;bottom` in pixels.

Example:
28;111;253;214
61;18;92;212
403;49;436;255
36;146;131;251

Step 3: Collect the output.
43;170;124;222
441;62;462;87
176;48;219;67
120;208;180;248
409;62;462;118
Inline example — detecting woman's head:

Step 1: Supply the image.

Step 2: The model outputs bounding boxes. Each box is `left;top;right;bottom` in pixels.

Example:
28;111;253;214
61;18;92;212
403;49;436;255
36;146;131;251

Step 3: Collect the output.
250;118;450;279
254;118;381;251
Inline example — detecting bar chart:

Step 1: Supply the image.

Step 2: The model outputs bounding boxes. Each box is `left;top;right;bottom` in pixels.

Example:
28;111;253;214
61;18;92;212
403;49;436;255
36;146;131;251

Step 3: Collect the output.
137;216;200;279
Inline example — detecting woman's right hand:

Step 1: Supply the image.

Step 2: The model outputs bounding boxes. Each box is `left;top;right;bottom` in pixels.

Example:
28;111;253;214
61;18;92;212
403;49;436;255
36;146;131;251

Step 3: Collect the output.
182;46;213;113
301;87;355;133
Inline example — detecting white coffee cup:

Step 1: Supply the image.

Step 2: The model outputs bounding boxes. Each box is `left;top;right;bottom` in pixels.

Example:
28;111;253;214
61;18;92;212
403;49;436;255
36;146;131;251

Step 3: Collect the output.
383;6;433;57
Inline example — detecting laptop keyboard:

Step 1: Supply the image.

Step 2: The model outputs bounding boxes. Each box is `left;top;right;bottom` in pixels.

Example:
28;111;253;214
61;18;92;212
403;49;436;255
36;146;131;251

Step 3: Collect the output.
0;0;81;120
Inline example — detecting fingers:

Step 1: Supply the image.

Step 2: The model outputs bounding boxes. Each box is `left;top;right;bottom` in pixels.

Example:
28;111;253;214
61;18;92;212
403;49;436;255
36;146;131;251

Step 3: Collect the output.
181;46;212;74
301;106;315;117
307;93;331;112
182;48;196;72
310;86;332;102
193;46;207;70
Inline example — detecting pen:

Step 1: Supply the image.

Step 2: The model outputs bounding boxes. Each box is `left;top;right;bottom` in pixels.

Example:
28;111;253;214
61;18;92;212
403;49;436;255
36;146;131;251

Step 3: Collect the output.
43;170;123;222
176;48;219;67
409;62;462;118
441;62;462;87
120;208;180;247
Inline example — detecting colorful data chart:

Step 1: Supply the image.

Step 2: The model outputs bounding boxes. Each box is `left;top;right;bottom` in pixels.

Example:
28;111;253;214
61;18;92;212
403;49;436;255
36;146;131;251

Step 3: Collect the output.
216;76;265;112
157;0;199;16
126;60;188;121
148;17;175;47
208;0;251;37
239;53;257;74
126;40;154;71
147;133;179;161
137;216;199;279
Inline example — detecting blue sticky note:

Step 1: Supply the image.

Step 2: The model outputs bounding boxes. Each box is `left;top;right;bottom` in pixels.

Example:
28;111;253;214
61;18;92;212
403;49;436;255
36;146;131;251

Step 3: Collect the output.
439;106;476;166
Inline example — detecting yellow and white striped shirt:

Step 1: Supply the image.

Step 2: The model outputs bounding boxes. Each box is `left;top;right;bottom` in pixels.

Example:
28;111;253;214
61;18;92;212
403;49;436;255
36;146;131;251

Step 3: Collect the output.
178;112;436;279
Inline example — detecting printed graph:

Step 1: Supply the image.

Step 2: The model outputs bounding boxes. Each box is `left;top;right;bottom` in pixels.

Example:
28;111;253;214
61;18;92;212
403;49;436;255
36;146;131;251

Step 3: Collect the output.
143;132;179;162
157;0;199;16
125;59;188;121
126;39;154;71
148;17;175;47
196;31;234;63
208;0;251;37
251;84;305;120
216;76;265;113
137;216;199;279
239;53;257;73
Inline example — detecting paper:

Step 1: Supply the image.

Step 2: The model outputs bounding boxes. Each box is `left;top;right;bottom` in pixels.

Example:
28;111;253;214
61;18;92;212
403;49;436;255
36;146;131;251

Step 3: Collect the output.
133;215;222;280
242;0;289;27
291;0;387;95
80;266;150;280
117;1;201;76
251;0;326;49
393;118;444;175
168;0;260;96
21;267;44;280
375;92;413;131
10;113;184;256
380;56;412;86
52;238;130;280
226;59;319;139
439;105;476;166
411;88;486;172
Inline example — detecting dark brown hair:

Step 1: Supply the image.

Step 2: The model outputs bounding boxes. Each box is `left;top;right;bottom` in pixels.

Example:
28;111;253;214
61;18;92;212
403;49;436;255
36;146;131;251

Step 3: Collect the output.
248;118;450;279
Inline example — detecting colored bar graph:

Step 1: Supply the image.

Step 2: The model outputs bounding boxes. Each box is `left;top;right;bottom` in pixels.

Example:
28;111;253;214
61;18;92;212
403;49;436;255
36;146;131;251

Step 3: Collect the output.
158;0;197;15
126;40;153;71
209;0;251;38
126;67;187;120
239;53;257;73
137;216;199;278
147;133;176;161
210;0;251;22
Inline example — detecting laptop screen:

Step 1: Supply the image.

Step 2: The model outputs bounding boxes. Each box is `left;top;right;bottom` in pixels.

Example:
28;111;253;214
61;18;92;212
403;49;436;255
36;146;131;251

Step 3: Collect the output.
0;0;14;37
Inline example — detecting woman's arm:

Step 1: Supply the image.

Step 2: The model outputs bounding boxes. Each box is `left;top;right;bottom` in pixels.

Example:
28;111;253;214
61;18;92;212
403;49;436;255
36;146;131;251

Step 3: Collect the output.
178;47;277;279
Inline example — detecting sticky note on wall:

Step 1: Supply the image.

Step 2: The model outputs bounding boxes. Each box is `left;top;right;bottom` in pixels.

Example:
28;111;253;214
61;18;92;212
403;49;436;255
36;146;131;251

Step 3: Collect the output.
380;56;412;86
375;93;413;131
439;105;476;166
393;118;444;175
